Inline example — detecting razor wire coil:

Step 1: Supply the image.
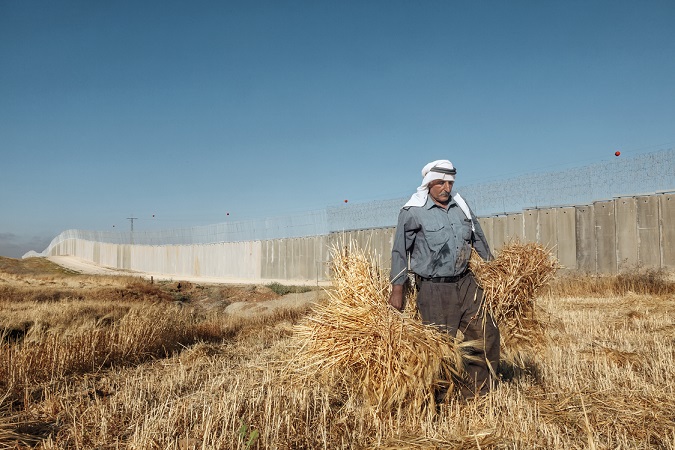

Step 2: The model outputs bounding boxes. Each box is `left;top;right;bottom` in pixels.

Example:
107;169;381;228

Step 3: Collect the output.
38;148;675;254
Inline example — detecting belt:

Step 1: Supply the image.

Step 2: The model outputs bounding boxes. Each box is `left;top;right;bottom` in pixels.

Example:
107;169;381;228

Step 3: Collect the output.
415;270;470;284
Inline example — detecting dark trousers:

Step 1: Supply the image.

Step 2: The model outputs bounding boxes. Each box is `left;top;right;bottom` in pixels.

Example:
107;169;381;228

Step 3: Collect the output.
416;272;500;400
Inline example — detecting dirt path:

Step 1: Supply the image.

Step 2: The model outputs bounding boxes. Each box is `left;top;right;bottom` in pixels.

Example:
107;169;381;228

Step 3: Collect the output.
224;290;328;318
47;256;137;276
47;255;330;287
44;255;329;318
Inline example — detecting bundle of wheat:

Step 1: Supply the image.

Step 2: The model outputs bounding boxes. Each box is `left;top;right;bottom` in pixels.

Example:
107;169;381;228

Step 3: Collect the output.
470;240;559;350
293;241;469;415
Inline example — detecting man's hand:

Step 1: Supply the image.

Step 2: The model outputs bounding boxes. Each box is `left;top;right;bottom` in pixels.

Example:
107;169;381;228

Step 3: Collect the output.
389;284;404;311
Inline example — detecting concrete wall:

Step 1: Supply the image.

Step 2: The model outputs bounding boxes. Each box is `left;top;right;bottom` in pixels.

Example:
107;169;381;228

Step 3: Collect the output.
593;201;617;273
636;195;660;268
523;210;538;243
477;217;493;249
478;193;674;274
538;209;558;259
261;236;329;283
661;193;675;269
575;205;596;273
49;236;329;283
506;213;524;243
615;197;638;271
491;216;508;253
46;192;674;281
556;207;576;271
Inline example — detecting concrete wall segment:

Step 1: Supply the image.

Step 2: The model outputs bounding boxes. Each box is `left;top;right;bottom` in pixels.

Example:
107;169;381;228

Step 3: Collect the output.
575;205;596;273
556;207;576;271
477;217;493;250
327;228;395;278
660;193;675;268
538;209;558;259
594;200;618;273
491;216;507;252
260;236;328;282
614;197;638;270
636;196;661;268
523;210;538;243
506;213;524;243
261;240;278;280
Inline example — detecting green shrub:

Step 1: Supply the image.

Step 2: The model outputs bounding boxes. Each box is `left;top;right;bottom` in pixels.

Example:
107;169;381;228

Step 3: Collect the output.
266;282;312;296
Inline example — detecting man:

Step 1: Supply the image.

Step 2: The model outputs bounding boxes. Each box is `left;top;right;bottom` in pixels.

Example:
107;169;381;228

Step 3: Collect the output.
388;159;500;400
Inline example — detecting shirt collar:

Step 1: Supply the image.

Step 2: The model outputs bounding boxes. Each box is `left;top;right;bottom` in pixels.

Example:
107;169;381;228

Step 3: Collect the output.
424;195;457;210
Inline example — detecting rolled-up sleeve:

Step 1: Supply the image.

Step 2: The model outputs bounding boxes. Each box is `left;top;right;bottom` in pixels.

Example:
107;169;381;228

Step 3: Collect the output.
390;208;416;285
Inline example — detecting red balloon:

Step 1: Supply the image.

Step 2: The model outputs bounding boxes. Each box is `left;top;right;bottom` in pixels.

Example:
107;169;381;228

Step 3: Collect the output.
615;151;621;157
344;199;348;203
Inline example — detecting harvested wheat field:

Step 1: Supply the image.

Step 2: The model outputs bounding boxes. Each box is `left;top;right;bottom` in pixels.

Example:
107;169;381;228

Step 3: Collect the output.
0;252;674;449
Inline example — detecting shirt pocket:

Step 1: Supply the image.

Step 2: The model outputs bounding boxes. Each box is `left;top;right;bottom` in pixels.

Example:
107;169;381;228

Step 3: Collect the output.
462;219;473;241
423;223;448;251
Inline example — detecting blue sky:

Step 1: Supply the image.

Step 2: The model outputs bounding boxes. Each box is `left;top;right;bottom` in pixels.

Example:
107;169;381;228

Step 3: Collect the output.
2;0;674;258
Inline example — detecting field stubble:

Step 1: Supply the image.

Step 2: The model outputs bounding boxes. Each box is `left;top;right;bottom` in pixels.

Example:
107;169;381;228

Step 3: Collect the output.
0;256;673;449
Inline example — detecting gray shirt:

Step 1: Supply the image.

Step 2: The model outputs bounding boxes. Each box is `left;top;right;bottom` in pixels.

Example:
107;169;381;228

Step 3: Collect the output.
390;196;492;285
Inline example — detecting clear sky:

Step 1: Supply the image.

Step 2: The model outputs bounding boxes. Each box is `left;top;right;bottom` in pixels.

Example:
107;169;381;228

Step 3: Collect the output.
2;0;674;258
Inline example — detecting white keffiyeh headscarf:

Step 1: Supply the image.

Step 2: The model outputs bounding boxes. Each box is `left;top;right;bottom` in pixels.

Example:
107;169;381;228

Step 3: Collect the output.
403;159;474;231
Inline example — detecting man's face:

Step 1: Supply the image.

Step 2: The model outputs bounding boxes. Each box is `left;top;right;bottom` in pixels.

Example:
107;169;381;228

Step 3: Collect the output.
428;179;453;206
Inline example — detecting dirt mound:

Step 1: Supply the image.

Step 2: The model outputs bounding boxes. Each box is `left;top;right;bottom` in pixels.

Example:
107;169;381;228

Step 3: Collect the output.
224;290;327;318
0;256;77;277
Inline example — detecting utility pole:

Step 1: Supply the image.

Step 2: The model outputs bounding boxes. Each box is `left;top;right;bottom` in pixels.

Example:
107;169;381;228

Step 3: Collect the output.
127;216;138;244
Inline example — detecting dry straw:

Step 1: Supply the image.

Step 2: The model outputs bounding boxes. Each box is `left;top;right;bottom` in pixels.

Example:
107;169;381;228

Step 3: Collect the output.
293;240;471;416
470;240;559;351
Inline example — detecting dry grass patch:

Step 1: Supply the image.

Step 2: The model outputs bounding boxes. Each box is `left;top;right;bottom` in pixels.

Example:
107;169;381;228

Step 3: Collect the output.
549;267;675;297
0;257;78;278
1;255;674;449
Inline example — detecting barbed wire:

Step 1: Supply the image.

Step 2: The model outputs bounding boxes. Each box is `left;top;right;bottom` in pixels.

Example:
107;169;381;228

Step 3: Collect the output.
41;148;675;251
